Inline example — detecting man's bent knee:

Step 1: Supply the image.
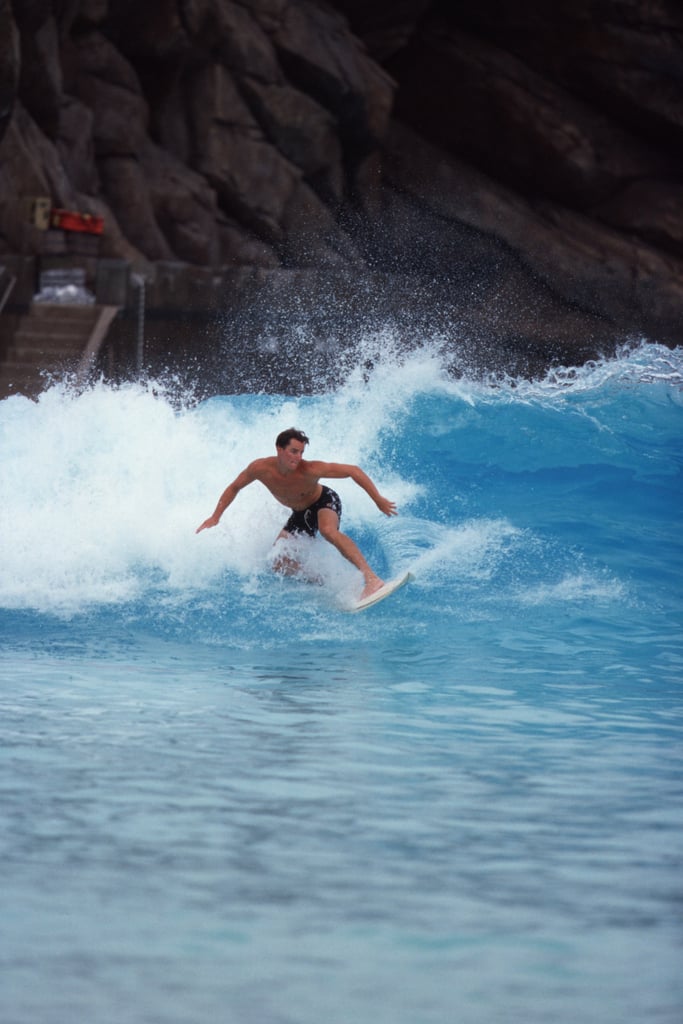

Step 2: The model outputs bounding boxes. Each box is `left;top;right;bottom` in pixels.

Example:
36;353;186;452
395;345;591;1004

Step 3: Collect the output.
319;524;340;544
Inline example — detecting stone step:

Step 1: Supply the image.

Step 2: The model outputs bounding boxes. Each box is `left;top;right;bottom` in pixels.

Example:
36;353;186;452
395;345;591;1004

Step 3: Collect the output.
10;328;91;345
28;303;100;323
4;346;82;365
1;363;69;380
0;371;56;399
10;328;90;345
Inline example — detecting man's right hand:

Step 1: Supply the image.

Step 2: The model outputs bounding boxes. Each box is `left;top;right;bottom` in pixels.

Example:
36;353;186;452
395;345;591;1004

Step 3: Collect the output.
196;515;219;534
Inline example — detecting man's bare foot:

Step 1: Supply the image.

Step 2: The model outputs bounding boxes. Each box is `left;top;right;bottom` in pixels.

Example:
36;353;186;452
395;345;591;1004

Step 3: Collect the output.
272;554;301;577
273;556;323;585
360;576;384;601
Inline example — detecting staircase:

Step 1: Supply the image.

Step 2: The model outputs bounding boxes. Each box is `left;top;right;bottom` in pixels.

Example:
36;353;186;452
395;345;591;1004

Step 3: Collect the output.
0;302;120;400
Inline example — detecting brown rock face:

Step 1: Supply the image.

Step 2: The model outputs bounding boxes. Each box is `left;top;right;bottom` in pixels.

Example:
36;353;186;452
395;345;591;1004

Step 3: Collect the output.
0;0;20;141
387;2;683;257
0;0;682;378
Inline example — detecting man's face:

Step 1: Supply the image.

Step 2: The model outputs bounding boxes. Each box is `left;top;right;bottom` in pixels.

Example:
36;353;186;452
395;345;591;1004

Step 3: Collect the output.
278;440;305;471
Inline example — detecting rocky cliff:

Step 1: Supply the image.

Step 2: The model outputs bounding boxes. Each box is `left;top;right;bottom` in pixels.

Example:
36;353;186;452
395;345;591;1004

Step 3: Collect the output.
1;0;682;383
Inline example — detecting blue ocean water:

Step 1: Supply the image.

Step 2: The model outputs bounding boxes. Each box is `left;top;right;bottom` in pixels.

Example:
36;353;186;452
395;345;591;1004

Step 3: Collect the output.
1;339;682;1024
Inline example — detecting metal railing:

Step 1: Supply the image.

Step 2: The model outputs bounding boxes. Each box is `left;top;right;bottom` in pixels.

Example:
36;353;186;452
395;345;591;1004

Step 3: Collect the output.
0;269;17;314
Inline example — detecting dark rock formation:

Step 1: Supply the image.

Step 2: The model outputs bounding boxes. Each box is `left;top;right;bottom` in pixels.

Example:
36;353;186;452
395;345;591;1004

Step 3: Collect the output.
1;0;682;385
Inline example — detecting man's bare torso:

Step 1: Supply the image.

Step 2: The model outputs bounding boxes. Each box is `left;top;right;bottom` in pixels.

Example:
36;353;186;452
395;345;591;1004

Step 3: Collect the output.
252;457;323;511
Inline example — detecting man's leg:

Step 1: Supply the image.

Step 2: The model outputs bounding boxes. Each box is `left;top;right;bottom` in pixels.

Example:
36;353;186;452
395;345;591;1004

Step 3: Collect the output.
272;530;322;584
272;530;301;576
318;508;384;599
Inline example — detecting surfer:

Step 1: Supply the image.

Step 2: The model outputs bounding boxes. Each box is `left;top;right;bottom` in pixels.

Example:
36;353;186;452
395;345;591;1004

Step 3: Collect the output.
196;427;397;599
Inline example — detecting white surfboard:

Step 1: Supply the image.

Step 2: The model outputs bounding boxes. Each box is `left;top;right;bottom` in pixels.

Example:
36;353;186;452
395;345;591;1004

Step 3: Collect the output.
348;572;413;613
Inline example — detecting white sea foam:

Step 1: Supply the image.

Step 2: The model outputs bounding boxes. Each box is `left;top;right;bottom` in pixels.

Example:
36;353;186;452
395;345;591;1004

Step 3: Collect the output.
517;573;629;606
0;371;422;614
383;516;523;587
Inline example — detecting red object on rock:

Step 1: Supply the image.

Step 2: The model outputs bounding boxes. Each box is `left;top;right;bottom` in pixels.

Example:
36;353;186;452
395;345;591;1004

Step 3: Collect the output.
50;209;104;235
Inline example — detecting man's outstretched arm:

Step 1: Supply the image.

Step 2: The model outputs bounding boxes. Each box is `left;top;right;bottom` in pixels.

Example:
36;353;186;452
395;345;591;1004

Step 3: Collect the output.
196;464;258;533
311;461;398;517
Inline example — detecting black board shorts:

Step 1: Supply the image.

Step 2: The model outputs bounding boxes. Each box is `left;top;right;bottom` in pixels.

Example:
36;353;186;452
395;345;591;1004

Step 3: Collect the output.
283;485;342;537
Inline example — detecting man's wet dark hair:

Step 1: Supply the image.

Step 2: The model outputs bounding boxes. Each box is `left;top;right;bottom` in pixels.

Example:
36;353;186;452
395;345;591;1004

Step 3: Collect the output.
276;427;310;449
